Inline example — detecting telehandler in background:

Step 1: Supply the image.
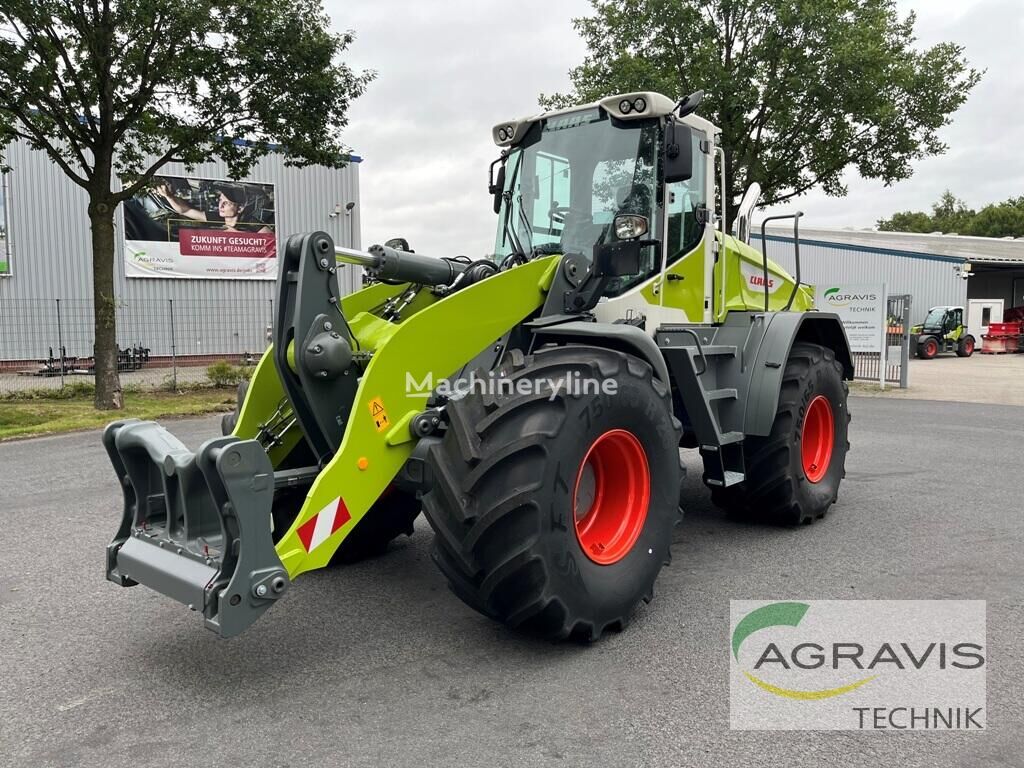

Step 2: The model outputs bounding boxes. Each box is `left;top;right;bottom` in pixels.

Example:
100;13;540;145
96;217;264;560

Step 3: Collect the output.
911;306;975;358
104;90;853;640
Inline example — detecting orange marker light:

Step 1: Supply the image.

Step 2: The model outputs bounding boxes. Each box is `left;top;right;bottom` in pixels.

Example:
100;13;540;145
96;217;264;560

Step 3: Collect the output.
357;457;369;471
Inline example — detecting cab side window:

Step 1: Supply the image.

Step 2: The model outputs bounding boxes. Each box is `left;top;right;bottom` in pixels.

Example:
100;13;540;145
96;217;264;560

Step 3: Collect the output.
530;152;571;243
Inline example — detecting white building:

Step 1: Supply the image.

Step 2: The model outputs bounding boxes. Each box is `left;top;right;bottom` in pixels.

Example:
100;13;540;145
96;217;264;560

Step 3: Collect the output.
753;226;1024;340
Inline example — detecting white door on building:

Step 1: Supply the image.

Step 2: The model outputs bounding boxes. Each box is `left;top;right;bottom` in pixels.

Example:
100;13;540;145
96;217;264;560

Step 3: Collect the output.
967;299;1004;348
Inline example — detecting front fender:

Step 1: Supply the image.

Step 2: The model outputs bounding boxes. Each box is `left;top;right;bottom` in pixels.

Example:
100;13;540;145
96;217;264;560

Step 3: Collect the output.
529;320;671;383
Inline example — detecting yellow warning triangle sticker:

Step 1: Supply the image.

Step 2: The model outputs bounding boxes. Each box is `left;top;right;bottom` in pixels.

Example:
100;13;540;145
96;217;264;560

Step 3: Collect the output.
368;397;389;431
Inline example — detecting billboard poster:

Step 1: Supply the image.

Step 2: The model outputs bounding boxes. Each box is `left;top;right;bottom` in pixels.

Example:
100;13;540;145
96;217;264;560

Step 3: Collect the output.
817;284;886;353
123;174;276;279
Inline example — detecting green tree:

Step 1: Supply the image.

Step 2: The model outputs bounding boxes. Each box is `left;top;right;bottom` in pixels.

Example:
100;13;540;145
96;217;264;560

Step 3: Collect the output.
878;192;1024;237
966;202;1024;238
876;210;934;233
0;1;372;409
929;191;975;234
542;0;981;228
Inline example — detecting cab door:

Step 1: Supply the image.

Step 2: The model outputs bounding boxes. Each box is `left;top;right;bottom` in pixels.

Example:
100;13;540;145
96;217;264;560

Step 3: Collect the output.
654;128;709;323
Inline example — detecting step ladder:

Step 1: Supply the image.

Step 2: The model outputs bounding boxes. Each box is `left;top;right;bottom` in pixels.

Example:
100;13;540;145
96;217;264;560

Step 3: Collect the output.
656;327;745;488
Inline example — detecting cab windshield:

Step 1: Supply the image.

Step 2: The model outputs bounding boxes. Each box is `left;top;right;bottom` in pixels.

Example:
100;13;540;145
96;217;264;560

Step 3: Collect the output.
922;307;949;329
494;109;659;295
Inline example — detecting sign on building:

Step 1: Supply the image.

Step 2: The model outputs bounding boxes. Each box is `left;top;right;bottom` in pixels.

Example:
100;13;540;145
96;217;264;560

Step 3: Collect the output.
817;284;885;353
123;174;276;279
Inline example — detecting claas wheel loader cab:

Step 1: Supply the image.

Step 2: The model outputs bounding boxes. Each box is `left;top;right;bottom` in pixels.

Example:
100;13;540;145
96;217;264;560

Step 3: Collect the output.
911;306;975;359
105;90;854;640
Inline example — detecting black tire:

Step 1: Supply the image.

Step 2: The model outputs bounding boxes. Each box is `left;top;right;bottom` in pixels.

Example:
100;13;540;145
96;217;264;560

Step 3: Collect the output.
707;342;850;525
271;484;420;564
331;487;421;563
221;379;250;435
421;346;683;641
956;335;976;357
917;337;939;360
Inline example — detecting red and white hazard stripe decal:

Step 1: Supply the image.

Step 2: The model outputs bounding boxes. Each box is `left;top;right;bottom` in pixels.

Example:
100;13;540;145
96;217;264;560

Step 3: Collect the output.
296;497;351;553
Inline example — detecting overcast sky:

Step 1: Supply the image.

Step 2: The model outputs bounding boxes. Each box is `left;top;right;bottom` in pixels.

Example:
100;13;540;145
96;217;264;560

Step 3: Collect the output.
328;0;1022;256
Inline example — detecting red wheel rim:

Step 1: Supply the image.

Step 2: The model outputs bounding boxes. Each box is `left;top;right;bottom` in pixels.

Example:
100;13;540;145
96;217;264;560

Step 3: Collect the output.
925;339;938;357
801;395;835;484
572;429;650;565
965;338;974;354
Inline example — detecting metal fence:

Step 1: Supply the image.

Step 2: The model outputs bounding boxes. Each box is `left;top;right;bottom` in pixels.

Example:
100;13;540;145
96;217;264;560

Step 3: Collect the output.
851;294;912;388
0;298;273;395
2;293;916;396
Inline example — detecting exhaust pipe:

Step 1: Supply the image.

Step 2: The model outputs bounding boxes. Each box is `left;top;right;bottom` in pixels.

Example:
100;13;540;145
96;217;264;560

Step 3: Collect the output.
734;182;762;244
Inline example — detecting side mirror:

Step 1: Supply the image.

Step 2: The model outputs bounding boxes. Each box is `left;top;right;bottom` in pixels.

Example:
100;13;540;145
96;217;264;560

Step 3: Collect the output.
593;238;659;277
489;160;506;215
663;120;693;184
384;237;412;253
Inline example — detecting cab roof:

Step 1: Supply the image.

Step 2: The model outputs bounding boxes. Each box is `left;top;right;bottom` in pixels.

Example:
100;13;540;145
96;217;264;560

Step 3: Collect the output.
491;91;719;148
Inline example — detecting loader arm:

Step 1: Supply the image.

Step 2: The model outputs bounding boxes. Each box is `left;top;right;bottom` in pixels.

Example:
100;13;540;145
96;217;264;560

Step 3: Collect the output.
275;252;559;576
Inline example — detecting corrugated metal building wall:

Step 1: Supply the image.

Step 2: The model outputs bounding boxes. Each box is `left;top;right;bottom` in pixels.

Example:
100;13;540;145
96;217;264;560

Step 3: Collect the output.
0;138;362;361
752;231;968;325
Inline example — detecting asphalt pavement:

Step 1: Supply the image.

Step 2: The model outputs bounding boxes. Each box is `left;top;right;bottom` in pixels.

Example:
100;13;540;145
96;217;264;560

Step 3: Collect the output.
1;397;1021;767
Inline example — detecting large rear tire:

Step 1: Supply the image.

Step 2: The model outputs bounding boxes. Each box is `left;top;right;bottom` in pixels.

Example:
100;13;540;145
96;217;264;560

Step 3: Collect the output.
708;342;850;525
421;346;683;641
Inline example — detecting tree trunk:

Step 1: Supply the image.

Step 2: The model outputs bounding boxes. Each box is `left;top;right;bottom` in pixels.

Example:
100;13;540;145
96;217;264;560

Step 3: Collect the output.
89;198;123;410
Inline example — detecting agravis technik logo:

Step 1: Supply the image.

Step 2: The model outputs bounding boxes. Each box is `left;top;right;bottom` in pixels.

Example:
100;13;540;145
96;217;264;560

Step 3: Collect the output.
729;600;986;731
823;287;878;307
732;602;876;700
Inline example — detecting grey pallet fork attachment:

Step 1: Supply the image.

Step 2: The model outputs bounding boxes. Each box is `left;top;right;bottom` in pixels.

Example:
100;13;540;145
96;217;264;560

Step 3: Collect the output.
104;420;289;638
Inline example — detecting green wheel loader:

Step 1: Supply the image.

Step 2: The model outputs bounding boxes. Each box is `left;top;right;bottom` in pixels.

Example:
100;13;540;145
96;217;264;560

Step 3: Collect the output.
105;90;853;640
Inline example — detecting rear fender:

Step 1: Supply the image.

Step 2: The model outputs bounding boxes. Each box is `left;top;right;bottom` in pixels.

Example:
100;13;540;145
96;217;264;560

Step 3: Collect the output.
744;312;852;437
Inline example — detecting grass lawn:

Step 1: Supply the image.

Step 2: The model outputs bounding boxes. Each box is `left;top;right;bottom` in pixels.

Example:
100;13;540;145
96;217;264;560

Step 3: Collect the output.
0;389;235;440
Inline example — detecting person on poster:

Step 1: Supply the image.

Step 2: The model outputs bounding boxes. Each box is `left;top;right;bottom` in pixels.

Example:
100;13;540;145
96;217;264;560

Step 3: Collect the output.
155;183;273;234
